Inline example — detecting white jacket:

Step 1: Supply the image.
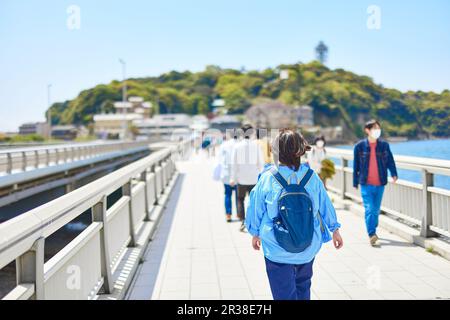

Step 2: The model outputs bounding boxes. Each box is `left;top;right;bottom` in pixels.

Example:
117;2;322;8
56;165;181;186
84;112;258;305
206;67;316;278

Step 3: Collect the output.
230;139;264;185
306;147;326;173
218;138;237;184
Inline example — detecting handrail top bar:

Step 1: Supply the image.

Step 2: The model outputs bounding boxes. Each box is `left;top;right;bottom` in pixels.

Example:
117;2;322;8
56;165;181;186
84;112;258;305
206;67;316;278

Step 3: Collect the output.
326;147;450;173
0;146;150;189
0;143;177;264
0;140;143;155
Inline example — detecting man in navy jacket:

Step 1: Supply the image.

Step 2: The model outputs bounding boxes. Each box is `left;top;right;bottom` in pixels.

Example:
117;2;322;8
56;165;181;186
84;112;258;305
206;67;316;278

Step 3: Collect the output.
353;120;398;246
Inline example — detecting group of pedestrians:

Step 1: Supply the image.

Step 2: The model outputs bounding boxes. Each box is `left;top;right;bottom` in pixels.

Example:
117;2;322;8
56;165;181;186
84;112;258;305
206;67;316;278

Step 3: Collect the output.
216;124;266;230
213;119;398;300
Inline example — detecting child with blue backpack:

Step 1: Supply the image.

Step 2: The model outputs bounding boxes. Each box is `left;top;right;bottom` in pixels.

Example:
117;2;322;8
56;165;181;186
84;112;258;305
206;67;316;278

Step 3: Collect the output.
245;129;343;300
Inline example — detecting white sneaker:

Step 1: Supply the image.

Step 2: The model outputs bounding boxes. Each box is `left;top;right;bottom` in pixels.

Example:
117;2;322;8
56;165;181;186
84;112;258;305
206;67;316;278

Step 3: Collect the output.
369;234;379;246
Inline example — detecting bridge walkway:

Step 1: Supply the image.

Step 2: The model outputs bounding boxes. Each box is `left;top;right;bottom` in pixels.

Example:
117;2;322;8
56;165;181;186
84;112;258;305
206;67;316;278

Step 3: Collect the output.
127;152;450;300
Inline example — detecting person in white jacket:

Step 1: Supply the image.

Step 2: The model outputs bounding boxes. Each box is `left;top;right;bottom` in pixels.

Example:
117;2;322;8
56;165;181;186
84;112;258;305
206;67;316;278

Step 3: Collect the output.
229;124;264;231
217;133;238;222
306;135;327;175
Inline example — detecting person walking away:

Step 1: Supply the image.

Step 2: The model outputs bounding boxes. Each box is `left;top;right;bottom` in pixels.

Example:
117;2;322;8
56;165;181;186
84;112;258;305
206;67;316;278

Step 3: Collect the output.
353;120;398;246
256;128;273;166
306;136;327;181
230;124;264;232
217;133;238;222
245;129;343;300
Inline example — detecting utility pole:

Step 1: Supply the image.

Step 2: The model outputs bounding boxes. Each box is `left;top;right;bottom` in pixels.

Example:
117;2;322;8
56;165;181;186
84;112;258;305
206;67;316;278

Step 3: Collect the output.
47;84;52;140
119;59;128;140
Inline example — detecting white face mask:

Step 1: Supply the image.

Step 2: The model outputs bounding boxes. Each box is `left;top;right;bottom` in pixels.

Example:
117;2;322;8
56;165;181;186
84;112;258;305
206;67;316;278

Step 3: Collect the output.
316;140;324;148
370;129;381;140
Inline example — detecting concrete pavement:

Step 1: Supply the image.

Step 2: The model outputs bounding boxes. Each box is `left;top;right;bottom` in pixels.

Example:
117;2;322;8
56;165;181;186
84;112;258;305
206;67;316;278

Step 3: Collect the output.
127;152;450;300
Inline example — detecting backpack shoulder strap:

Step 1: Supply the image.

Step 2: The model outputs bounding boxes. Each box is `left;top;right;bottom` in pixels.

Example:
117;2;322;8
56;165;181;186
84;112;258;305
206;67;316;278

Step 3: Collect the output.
269;167;288;189
298;168;314;189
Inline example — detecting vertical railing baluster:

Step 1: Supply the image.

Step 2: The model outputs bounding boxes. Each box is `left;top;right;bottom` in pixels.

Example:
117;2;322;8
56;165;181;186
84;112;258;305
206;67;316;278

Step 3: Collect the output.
6;152;12;174
123;180;136;247
46;149;50;166
340;157;348;199
92;196;113;293
34;150;39;168
16;237;45;300
22;151;27;171
420;169;437;238
141;169;151;221
151;164;159;205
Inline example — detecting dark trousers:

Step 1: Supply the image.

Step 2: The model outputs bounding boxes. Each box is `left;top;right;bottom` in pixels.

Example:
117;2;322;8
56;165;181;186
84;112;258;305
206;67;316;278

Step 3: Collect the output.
265;257;314;300
236;184;255;220
224;184;235;214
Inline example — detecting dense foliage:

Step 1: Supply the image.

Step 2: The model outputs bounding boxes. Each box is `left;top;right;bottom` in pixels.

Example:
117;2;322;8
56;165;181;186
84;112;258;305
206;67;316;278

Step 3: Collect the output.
49;61;450;138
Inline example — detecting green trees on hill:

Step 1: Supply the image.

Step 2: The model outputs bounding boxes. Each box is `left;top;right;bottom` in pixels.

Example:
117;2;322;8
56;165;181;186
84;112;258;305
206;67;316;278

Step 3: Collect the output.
49;61;450;138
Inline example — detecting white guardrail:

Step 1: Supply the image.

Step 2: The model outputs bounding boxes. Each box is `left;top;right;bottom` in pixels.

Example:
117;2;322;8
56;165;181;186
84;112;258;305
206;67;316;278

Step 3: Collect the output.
0;140;191;300
326;147;450;238
0;141;152;175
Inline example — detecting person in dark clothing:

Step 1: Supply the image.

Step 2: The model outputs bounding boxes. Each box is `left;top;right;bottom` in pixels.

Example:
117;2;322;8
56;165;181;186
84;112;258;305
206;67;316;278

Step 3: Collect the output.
353;120;398;246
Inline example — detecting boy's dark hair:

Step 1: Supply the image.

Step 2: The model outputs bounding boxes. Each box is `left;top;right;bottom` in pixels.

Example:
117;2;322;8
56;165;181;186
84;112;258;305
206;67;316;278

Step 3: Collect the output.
364;119;381;131
241;123;254;139
314;135;326;146
272;129;311;171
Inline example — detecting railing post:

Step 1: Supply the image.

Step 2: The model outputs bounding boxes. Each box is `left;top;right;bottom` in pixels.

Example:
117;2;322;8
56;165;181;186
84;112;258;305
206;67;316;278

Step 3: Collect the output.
6;152;12;174
55;149;59;164
161;159;167;188
92;196;114;294
151;164;159;205
141;169;151;221
122;180;136;247
159;161;165;192
21;151;27;172
34;150;39;168
420;169;437;238
45;149;50;166
16;237;45;300
340;157;348;199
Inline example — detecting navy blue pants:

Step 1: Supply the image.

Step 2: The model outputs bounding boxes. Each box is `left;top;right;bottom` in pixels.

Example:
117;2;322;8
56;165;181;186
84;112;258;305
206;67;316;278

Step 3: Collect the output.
265;257;314;300
223;184;235;214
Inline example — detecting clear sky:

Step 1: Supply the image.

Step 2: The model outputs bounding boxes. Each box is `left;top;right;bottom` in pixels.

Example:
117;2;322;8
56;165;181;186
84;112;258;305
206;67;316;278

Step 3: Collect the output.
0;0;449;132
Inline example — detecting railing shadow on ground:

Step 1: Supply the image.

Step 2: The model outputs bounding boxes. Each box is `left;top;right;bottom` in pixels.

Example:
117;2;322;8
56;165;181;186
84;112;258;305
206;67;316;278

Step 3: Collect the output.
126;173;186;299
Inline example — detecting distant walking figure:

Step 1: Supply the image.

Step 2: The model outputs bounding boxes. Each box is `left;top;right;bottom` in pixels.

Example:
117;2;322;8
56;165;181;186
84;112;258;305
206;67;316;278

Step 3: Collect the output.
230;124;264;232
306;136;327;180
217;133;238;222
353;120;398;246
245;129;343;300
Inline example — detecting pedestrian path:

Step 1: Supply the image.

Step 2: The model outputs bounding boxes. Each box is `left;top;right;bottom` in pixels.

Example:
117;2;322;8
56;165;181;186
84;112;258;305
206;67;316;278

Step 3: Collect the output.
127;152;450;300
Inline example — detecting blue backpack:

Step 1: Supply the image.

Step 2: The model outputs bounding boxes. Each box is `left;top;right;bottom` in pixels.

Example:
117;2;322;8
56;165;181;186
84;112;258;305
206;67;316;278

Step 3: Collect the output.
270;167;316;253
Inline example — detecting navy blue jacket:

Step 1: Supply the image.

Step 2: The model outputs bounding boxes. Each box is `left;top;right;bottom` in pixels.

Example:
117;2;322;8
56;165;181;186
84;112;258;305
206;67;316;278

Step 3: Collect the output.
353;139;398;188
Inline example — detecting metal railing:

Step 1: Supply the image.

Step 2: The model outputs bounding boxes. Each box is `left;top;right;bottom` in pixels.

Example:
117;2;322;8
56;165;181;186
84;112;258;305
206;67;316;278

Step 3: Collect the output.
0;141;152;175
326;147;450;238
0;140;191;300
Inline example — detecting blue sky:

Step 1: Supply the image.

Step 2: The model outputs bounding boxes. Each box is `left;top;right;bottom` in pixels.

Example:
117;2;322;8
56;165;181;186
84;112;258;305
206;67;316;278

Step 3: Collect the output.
0;0;449;132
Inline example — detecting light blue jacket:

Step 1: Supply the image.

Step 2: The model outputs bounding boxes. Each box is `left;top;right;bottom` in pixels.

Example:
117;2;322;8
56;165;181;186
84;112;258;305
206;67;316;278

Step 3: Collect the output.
245;164;341;265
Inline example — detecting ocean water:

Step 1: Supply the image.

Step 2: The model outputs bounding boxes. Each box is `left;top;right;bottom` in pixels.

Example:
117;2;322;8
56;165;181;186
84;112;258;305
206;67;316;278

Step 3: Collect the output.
334;139;450;189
